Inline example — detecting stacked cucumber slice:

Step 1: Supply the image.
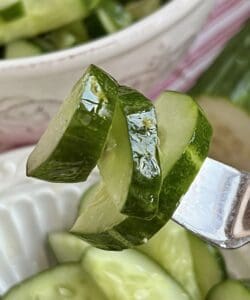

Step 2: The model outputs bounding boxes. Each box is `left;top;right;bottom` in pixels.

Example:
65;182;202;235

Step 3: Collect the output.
3;65;248;299
191;20;250;171
27;65;212;250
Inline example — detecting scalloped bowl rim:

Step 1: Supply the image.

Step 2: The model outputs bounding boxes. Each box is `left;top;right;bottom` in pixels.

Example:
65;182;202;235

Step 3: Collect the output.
0;0;205;75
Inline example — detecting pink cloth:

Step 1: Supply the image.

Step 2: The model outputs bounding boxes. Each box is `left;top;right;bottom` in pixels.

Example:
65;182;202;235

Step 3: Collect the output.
149;0;250;98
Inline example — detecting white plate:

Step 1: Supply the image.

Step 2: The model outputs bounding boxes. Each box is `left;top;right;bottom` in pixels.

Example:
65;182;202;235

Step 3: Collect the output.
0;146;249;295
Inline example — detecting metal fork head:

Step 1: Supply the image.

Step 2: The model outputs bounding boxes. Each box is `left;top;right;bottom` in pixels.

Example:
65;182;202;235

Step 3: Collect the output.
173;158;250;249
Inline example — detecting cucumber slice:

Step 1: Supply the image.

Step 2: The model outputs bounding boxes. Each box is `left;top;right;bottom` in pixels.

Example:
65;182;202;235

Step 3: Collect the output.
126;0;161;20
49;232;89;263
0;0;100;44
206;280;250;300
2;264;106;300
0;0;25;22
139;221;202;300
191;21;250;171
188;232;227;298
96;0;132;33
5;39;42;59
73;181;163;250
99;86;162;220
82;247;191;299
71;91;211;250
156;92;212;222
139;221;226;300
27;64;118;183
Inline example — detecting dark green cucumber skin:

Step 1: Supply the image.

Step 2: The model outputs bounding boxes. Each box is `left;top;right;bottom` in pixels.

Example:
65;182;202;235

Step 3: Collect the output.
74;215;164;251
158;110;212;222
0;1;25;22
27;65;118;183
74;96;212;251
117;86;162;220
73;100;212;250
190;21;250;114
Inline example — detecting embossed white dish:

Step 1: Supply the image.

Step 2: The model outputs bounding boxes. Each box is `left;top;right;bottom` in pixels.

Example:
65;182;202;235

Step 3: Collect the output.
0;145;249;296
0;0;215;151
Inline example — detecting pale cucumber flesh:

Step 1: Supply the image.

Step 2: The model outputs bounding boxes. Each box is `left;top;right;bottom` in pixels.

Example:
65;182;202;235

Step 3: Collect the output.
72;91;212;249
188;233;227;298
139;221;202;300
82;247;191;300
2;264;106;300
49;232;89;263
207;280;250;300
99;85;162;220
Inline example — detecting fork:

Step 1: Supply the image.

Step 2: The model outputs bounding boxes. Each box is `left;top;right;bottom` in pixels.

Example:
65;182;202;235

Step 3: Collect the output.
173;158;250;249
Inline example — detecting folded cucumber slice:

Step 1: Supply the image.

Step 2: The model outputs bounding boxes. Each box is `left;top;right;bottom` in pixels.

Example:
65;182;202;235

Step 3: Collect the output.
191;21;250;171
156;91;212;222
206;280;250;300
49;232;89;263
99;86;162;220
96;0;132;33
188;232;227;298
0;0;100;44
139;221;226;300
71;92;211;250
82;247;191;299
0;0;25;22
27;65;118;183
5;40;43;59
2;264;106;300
72;182;163;250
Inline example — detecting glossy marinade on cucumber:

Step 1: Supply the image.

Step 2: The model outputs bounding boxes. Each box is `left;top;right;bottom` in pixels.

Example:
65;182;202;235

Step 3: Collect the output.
27;65;118;183
27;64;212;250
71;91;211;250
190;20;250;171
0;0;169;59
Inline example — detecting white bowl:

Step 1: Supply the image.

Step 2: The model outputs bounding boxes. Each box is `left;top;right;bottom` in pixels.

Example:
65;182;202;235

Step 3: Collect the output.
0;146;249;295
0;0;215;151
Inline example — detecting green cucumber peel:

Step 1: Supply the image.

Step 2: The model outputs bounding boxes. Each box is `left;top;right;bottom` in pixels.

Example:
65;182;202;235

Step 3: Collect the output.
71;90;212;250
99;85;162;220
27;64;118;183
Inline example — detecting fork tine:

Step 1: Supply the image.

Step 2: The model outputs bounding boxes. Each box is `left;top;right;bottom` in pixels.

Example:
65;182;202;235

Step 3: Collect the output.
172;158;250;249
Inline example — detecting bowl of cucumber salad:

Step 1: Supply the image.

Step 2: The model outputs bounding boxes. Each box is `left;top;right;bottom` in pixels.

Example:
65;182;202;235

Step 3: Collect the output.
0;64;249;300
0;0;215;153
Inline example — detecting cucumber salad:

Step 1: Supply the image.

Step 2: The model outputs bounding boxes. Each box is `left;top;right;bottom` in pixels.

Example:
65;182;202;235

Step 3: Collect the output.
0;0;168;59
2;21;250;298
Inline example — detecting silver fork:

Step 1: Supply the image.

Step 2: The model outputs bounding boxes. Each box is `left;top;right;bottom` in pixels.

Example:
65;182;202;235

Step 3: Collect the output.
173;158;250;249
